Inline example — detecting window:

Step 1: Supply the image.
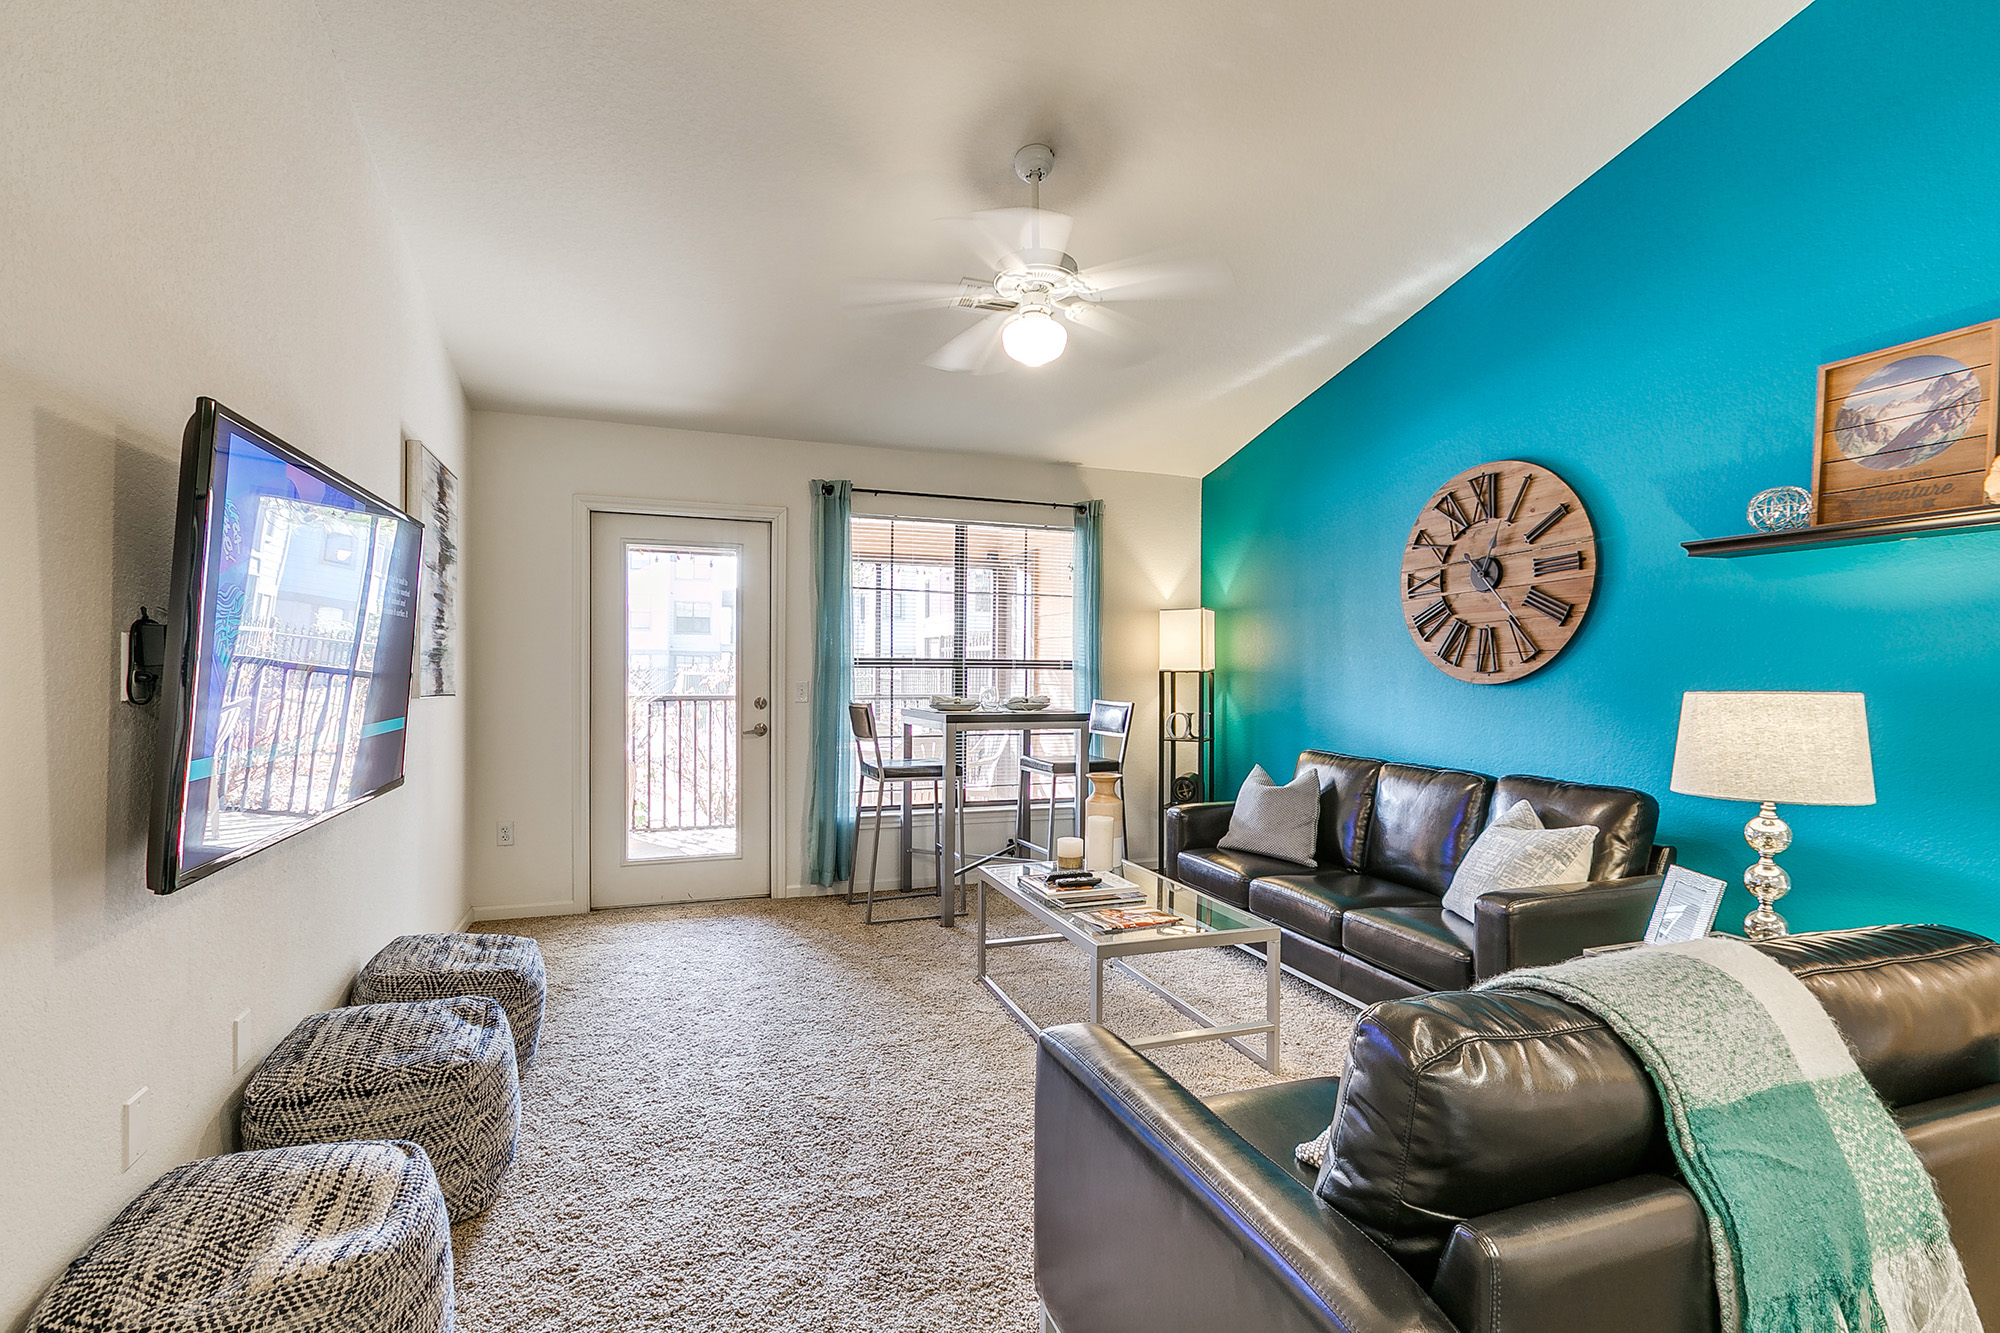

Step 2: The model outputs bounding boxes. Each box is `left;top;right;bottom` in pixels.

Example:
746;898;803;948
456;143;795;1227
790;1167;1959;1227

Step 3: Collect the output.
673;600;712;635
850;514;1077;804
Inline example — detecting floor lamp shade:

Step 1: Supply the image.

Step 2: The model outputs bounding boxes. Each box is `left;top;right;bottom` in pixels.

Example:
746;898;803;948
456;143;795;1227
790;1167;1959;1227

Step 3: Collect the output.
1159;609;1215;673
1670;691;1876;806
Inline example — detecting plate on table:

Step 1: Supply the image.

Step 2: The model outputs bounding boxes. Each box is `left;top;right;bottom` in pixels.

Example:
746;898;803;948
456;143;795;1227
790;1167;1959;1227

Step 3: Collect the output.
930;696;980;713
1003;695;1051;712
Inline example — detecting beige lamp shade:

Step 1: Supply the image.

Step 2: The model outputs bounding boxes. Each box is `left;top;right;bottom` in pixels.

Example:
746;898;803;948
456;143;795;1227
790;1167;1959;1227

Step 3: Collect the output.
1670;691;1876;806
1159;608;1215;672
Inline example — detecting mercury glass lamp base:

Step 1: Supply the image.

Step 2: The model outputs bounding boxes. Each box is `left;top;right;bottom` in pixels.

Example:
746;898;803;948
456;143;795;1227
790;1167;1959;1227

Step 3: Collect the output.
1740;801;1793;939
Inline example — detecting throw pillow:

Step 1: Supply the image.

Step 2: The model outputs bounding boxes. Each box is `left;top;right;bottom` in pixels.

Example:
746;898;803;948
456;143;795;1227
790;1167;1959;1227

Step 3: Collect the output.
1440;810;1598;922
1218;765;1320;866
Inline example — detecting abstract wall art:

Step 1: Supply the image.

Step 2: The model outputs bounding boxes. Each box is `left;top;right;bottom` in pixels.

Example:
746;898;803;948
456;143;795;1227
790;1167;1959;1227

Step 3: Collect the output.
404;438;458;697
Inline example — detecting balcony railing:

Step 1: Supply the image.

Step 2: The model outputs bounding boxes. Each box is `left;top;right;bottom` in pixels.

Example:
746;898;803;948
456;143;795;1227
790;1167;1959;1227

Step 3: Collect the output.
213;657;362;816
630;694;737;832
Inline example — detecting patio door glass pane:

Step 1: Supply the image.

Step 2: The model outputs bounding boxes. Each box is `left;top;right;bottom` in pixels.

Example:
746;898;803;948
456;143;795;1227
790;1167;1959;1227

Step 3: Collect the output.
625;543;739;861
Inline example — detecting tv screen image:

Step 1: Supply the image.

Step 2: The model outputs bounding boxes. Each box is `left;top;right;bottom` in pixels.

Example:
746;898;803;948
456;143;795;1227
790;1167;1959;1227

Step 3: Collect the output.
149;399;422;894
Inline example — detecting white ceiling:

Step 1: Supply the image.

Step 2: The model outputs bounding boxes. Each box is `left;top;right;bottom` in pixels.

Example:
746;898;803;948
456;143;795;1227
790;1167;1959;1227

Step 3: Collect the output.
315;0;1807;476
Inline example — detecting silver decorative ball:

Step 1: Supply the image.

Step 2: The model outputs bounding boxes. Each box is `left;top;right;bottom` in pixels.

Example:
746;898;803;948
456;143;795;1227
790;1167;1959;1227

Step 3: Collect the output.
1747;485;1812;532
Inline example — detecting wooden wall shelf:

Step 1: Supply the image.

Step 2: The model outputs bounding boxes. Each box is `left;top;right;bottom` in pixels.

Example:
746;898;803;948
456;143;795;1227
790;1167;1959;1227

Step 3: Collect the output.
1683;505;2000;558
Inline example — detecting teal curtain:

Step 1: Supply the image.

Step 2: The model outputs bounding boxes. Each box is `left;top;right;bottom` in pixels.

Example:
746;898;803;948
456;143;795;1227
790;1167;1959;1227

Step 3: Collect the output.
1072;499;1104;710
806;480;854;886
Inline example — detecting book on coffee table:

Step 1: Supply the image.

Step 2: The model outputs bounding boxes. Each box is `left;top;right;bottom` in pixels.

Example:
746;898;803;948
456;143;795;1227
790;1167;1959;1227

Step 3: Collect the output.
1017;867;1145;909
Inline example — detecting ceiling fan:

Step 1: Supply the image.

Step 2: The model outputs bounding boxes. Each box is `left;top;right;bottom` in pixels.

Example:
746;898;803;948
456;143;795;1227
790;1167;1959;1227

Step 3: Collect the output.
844;144;1227;374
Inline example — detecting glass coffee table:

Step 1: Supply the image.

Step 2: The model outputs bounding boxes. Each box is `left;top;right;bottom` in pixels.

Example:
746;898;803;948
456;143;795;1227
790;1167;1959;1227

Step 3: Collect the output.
974;860;1282;1073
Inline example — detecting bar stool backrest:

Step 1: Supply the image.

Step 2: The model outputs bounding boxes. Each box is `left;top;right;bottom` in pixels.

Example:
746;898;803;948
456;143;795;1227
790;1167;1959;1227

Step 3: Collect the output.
848;701;887;772
1088;699;1133;764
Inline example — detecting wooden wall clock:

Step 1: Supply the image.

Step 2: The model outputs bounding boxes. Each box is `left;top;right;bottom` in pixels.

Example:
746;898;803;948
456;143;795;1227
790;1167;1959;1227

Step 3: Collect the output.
1400;461;1597;684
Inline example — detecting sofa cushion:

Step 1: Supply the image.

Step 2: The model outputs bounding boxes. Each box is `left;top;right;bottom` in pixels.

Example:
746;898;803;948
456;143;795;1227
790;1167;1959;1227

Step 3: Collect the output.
1202;1075;1346;1189
1343;906;1476;992
1490;775;1658;881
1362;763;1495;895
1295;750;1384;871
1314;988;1670;1278
1218;765;1320;865
1760;924;2000;1107
1248;873;1437;945
1174;848;1307;909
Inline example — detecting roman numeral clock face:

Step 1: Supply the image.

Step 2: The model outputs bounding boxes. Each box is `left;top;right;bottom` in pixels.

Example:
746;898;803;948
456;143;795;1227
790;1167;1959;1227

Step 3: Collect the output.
1401;461;1597;684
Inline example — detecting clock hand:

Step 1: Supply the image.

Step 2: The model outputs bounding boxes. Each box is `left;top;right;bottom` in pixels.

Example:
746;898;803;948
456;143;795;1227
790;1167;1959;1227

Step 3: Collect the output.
1459;552;1511;611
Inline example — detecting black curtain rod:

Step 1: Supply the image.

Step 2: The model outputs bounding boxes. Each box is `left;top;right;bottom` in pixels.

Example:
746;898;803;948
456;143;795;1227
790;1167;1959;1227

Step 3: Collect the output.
835;483;1087;514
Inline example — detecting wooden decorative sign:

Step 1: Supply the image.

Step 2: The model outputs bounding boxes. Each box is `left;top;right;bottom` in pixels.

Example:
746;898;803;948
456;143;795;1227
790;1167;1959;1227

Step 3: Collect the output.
1400;461;1597;685
1812;320;2000;525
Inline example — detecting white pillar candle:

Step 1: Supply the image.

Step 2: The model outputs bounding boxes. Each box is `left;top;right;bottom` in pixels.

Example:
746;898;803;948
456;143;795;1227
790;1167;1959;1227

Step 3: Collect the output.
1084;816;1116;872
1055;836;1085;870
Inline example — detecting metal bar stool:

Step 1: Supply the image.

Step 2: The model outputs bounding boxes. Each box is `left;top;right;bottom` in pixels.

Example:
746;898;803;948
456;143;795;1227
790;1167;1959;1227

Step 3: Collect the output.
846;702;965;924
1014;699;1132;859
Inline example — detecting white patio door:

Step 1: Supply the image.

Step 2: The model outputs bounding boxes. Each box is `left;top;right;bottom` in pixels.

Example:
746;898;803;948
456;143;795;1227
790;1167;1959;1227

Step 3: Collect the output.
589;513;772;907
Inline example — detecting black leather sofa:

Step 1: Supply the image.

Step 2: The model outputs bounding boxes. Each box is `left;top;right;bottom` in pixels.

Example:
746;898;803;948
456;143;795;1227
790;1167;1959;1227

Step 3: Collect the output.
1034;925;2000;1333
1164;750;1675;1001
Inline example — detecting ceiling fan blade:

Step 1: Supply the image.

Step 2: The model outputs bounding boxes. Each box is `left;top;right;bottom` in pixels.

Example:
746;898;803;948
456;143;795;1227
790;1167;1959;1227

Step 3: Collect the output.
841;279;996;316
949;208;1076;268
924;312;1012;374
1061;302;1158;364
1075;251;1232;302
1064;301;1147;340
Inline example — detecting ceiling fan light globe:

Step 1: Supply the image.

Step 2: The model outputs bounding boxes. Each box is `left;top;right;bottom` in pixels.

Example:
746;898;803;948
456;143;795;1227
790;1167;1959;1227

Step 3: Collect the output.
1002;309;1067;367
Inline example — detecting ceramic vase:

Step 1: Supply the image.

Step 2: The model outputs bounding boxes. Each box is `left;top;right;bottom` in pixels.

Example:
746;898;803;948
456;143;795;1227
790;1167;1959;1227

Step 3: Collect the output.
1084;773;1124;871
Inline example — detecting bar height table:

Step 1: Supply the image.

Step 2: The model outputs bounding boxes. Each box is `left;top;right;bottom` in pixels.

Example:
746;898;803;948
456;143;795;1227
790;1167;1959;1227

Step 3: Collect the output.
901;706;1092;927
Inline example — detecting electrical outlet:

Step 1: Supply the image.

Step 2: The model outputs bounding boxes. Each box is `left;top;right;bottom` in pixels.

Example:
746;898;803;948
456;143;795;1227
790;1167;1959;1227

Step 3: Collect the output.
792;681;809;703
233;1011;252;1073
122;1087;150;1172
497;821;515;847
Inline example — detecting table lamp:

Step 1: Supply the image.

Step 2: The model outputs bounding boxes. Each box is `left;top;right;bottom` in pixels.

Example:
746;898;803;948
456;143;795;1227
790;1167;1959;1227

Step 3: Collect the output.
1669;691;1875;939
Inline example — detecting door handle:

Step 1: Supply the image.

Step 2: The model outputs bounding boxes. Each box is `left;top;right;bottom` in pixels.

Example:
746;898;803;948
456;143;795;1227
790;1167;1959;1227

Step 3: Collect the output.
753;696;768;710
743;722;769;737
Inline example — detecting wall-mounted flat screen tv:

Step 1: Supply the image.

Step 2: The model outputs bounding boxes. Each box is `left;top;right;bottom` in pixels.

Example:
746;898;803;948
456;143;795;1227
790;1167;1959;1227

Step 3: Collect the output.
148;399;422;894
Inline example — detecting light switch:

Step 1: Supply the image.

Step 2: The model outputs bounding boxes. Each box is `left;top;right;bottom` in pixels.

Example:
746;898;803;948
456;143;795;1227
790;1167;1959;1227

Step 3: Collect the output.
122;1087;150;1173
233;1011;252;1073
792;682;810;703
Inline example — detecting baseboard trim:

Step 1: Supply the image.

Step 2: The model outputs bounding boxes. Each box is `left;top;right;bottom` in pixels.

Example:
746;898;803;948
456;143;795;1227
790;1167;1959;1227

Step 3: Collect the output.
472;899;589;923
456;905;476;932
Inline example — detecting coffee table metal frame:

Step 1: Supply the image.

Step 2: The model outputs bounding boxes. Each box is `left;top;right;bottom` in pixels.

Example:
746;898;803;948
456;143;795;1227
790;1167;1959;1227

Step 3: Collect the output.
975;860;1282;1073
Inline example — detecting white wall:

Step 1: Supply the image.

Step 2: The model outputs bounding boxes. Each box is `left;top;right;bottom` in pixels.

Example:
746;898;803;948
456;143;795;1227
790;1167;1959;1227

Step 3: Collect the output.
0;5;468;1324
467;411;1200;916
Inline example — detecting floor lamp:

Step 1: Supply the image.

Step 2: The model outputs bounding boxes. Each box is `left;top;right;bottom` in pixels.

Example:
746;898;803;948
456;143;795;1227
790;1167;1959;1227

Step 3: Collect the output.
1158;608;1215;870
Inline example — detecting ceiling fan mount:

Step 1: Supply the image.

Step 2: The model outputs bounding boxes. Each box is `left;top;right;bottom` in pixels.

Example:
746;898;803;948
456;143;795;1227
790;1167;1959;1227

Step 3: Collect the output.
1012;142;1056;186
843;143;1227;374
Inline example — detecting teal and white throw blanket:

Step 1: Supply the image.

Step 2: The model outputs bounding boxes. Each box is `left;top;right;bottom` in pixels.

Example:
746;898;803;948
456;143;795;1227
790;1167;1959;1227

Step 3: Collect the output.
1486;937;1981;1333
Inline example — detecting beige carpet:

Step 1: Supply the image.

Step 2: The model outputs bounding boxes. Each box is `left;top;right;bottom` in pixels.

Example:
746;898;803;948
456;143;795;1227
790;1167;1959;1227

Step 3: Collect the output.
451;894;1359;1332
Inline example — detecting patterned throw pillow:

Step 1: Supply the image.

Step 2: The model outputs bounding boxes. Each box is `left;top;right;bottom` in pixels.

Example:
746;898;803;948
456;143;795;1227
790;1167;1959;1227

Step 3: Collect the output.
1218;765;1320;866
1440;801;1598;922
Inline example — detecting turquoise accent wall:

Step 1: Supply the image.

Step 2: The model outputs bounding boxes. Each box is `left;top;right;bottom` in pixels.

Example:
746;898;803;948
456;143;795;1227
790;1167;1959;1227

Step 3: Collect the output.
1201;0;2000;938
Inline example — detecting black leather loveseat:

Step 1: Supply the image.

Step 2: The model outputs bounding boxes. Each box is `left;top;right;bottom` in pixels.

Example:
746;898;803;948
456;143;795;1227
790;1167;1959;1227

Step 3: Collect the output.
1164;750;1675;1001
1034;925;2000;1333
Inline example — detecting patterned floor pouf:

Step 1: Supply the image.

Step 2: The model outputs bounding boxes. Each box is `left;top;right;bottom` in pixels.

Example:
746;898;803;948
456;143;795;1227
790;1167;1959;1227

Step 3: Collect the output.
29;1140;453;1332
241;997;521;1220
351;933;547;1069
